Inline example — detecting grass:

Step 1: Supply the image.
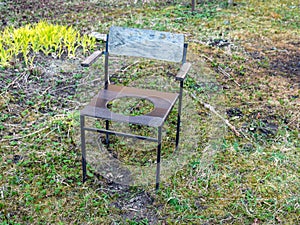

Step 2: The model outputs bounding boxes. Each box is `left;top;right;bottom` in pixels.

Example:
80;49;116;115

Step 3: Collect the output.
0;0;299;224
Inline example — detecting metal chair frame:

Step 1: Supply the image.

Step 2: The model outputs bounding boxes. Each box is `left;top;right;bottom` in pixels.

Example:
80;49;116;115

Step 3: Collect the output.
80;26;191;190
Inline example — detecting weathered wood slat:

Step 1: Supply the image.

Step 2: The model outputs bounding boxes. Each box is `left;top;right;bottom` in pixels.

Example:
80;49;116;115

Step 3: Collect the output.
108;26;185;62
176;62;191;81
81;50;103;67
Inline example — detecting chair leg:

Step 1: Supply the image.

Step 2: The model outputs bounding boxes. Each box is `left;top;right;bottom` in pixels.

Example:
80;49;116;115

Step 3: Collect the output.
175;113;181;151
80;115;87;183
176;80;184;151
105;120;110;147
155;126;162;190
175;101;182;151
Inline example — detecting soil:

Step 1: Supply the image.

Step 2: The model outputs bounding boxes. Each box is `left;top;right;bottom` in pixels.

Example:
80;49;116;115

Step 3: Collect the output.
1;0;299;224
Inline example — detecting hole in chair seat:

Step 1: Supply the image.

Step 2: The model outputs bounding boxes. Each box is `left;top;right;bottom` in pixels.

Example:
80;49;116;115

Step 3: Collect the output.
107;97;155;116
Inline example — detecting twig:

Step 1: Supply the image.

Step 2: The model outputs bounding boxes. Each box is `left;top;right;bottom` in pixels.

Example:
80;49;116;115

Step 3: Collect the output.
49;61;141;94
190;39;208;46
42;86;52;95
49;78;102;94
202;99;241;137
287;112;300;126
112;60;140;74
189;91;251;139
0;126;49;142
0;114;66;142
1;72;27;95
122;207;140;212
0;186;4;199
218;65;241;87
201;54;241;87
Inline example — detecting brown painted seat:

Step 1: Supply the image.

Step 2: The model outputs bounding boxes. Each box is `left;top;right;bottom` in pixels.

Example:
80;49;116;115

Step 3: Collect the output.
80;26;191;190
80;85;179;127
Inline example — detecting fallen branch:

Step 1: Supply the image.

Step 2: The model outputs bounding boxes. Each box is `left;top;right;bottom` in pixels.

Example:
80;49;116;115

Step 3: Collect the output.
49;62;140;94
112;60;140;74
49;77;102;94
0;126;49;142
203;100;241;137
1;71;27;95
0;114;67;142
201;54;241;87
189;91;241;137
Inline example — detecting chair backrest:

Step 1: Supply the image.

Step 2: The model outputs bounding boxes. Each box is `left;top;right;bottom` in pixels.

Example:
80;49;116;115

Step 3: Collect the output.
107;26;185;63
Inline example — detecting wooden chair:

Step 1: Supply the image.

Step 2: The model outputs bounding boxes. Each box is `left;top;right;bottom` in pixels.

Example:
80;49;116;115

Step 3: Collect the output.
80;26;191;190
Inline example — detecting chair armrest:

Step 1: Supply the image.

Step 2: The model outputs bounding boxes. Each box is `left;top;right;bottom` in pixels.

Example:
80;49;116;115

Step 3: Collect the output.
176;62;191;81
81;50;104;67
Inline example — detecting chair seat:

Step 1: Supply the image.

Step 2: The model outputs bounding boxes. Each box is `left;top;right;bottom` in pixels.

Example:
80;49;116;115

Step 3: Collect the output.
80;85;179;127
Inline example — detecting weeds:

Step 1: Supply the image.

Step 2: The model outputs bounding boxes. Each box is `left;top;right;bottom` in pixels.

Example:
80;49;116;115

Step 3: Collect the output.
0;21;96;67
